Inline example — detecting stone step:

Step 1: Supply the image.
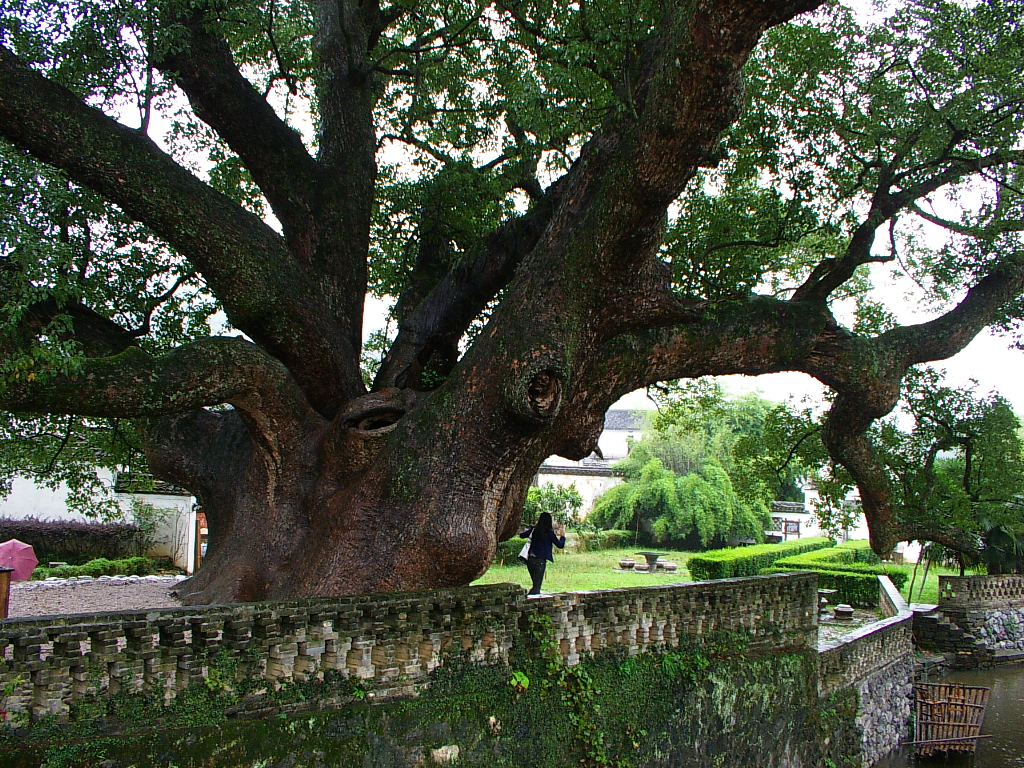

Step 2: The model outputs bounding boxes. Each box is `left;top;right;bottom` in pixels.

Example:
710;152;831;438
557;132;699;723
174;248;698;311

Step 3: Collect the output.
992;648;1024;663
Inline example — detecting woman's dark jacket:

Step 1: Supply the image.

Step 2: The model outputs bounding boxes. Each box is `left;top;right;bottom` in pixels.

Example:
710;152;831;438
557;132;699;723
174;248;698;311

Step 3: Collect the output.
519;527;566;562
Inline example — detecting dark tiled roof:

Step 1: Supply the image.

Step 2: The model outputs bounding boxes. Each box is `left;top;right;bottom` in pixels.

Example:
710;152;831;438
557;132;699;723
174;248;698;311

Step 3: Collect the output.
771;501;806;514
114;473;192;497
603;410;648;431
539;456;617;477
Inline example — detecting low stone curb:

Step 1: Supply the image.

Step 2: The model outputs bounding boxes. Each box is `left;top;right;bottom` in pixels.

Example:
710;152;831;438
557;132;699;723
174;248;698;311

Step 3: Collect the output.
14;574;188;590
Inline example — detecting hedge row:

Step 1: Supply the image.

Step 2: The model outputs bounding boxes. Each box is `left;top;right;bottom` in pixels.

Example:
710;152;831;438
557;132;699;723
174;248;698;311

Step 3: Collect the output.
494;528;636;566
786;547;856;566
760;567;906;607
686;536;834;581
0;517;141;564
574;529;634;552
836;539;882;565
32;556;160;580
773;552;908;585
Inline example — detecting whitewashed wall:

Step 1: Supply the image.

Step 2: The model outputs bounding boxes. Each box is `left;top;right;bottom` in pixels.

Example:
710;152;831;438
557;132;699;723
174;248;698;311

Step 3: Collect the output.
0;473;196;573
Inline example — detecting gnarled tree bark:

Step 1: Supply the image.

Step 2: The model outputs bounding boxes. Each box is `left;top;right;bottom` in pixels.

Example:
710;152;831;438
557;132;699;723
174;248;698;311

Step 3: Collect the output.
0;0;1020;602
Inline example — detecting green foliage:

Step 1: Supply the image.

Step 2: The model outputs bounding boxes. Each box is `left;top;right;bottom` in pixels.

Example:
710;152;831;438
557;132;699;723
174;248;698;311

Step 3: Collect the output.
718;0;1024;312
686;537;833;580
783;547;856;566
837;540;882;565
126;498;172;558
523;483;586;530
761;567;906;607
762;369;1024;547
495;538;527;567
589;456;768;548
980;517;1024;574
32;555;160;579
772;550;908;585
574;529;635;552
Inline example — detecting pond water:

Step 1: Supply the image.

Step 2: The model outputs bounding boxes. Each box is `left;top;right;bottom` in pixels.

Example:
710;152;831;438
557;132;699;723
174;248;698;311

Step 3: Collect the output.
875;663;1024;768
818;607;881;645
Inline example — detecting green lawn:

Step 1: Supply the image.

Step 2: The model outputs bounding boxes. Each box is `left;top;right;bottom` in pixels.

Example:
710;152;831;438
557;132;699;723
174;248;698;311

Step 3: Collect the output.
471;545;960;605
472;548;698;593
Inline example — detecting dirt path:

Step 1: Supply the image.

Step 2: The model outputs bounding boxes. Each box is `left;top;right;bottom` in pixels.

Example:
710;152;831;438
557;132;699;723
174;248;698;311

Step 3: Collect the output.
8;576;185;619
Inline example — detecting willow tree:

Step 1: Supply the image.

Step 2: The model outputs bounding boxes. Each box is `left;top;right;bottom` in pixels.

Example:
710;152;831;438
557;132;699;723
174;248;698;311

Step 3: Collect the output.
0;0;1022;602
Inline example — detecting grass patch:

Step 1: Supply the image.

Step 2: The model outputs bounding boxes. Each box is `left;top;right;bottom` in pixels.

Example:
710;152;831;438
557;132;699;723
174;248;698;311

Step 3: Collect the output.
476;543;959;605
473;548;698;592
896;562;961;605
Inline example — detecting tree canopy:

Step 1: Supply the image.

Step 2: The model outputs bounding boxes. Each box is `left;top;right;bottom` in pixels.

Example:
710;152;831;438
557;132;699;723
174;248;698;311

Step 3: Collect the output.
768;369;1024;551
0;0;1022;600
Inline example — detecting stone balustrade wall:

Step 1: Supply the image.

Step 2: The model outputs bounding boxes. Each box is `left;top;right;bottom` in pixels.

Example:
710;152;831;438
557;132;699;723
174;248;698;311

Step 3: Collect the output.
0;574;820;722
939;574;1024;609
914;574;1024;666
0;583;523;720
818;613;913;697
0;570;915;767
530;573;819;665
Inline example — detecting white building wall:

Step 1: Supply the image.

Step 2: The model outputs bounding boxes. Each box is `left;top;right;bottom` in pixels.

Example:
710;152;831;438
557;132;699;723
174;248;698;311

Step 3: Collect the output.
0;474;196;573
0;477;84;521
597;428;637;460
534;472;622;514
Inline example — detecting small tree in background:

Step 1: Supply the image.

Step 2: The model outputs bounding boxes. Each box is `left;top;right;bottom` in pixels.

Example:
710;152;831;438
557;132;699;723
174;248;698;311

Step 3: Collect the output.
589;456;768;549
522;483;585;531
765;370;1024;554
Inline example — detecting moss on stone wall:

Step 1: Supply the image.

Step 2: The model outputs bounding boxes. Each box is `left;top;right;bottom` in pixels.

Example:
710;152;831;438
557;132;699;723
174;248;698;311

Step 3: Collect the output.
0;629;864;768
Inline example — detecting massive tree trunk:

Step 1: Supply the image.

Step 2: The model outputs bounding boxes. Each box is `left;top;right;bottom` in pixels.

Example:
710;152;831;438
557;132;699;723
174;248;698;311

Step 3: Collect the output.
0;0;1022;603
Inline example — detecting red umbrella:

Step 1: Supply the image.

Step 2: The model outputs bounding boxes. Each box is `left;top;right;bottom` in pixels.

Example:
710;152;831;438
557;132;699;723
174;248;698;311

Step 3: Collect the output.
0;539;38;581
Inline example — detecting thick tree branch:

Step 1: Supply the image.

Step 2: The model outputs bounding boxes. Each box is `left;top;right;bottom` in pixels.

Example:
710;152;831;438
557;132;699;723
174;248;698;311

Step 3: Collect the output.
141;408;257;547
16;299;137;358
884;252;1024;364
793;150;1024;303
592;0;824;236
909;202;1024;239
819;392;900;553
0;44;363;413
155;11;321;262
0;337;323;452
294;0;381;356
374;178;567;390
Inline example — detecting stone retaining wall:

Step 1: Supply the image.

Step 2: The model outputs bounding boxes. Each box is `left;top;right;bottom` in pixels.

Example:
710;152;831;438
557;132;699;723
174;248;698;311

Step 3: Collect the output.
0;571;914;766
914;575;1024;666
818;577;914;766
0;574;817;722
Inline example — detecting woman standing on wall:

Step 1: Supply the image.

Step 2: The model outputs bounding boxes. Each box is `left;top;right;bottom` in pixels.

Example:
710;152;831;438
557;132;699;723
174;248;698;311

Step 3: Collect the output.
519;512;566;596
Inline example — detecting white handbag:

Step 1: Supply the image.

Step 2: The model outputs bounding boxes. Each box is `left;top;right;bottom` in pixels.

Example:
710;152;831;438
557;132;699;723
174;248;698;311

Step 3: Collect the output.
518;531;533;563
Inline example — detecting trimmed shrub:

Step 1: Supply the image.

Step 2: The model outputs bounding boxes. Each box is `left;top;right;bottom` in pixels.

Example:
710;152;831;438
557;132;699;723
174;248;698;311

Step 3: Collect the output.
495;539;526;566
0;517;140;564
686;536;834;581
760;567;906;607
837;539;882;565
575;529;636;552
32;556;161;580
782;547;856;566
773;552;907;585
601;529;635;548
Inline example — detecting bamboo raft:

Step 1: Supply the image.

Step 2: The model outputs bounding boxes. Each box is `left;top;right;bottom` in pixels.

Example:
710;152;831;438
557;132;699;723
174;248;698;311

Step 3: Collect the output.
913;682;990;757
